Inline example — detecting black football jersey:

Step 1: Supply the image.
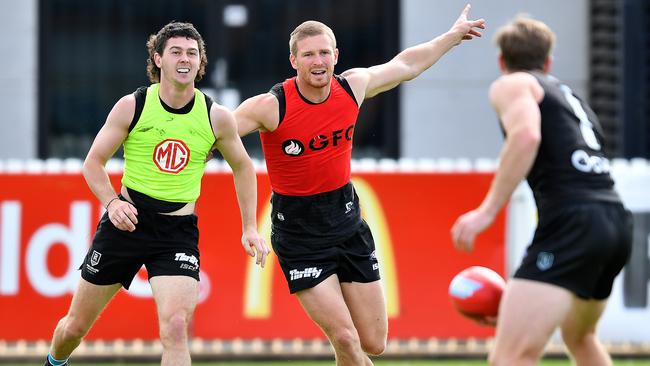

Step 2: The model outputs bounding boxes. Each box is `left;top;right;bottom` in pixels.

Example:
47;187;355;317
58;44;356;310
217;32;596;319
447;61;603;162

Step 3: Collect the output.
518;72;620;210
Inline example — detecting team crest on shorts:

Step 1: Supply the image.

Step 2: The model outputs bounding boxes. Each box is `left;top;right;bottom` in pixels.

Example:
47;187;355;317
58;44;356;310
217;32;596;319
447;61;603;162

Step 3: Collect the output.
90;250;102;266
536;251;554;271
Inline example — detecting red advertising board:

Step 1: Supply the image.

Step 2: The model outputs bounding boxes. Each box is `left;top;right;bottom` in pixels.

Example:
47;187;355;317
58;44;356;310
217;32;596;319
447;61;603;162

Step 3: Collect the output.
0;172;504;341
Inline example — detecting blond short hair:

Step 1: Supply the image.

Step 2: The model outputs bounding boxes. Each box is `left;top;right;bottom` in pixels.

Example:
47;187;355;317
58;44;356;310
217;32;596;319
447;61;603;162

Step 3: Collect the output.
289;20;337;56
494;15;556;71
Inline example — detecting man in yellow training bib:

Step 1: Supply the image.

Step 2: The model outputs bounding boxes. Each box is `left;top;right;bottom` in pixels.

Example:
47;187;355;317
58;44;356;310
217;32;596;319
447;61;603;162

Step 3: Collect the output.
43;22;269;366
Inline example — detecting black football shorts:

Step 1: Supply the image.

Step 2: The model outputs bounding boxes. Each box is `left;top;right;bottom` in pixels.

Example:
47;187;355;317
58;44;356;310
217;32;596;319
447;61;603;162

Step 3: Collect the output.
80;207;200;289
270;182;381;293
272;219;381;293
514;202;632;299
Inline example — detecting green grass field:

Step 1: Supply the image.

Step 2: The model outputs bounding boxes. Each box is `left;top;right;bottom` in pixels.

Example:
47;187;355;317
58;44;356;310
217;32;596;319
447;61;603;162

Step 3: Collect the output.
7;360;650;366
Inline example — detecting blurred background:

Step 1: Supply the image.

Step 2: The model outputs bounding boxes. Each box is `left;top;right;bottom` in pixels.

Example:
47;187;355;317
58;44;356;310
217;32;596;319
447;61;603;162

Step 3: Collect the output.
1;0;649;364
2;0;648;161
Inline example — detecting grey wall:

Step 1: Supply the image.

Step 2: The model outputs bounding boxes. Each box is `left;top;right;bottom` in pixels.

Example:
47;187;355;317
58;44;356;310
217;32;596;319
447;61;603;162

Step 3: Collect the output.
0;0;37;159
400;0;589;159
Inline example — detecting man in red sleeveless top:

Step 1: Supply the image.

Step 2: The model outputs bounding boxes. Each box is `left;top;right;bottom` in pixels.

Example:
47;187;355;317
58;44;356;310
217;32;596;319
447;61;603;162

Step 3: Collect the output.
235;5;485;365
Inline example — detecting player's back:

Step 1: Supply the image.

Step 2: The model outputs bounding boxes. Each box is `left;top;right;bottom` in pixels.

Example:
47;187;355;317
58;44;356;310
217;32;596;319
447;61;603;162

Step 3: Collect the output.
524;72;620;211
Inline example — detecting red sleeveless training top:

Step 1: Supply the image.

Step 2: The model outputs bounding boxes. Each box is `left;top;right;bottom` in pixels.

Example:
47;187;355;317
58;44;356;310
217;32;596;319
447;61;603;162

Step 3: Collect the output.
260;75;360;196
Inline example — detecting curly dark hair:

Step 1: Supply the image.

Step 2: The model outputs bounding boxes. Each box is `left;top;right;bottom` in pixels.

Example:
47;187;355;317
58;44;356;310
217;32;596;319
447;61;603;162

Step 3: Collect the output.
146;21;208;83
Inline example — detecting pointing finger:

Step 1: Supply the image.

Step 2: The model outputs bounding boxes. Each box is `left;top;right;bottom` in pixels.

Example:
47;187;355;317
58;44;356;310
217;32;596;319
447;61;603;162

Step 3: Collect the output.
462;4;471;17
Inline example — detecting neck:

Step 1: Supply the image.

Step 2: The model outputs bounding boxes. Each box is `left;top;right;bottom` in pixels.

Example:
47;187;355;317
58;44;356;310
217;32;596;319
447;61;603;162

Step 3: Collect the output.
295;76;330;103
158;80;195;109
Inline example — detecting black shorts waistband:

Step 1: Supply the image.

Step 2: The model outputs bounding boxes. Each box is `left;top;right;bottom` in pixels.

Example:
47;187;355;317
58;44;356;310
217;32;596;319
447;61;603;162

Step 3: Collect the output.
272;182;355;205
535;189;622;213
270;182;361;241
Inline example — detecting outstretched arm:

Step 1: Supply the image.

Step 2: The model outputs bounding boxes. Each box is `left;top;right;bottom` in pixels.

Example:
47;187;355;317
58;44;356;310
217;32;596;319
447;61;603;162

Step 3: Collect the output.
343;4;485;102
451;72;543;251
212;104;270;267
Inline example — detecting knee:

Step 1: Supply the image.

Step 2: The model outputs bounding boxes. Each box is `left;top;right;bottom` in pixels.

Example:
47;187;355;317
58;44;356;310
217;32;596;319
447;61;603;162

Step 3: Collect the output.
330;327;361;353
562;328;597;352
360;334;386;355
59;316;90;342
159;312;190;346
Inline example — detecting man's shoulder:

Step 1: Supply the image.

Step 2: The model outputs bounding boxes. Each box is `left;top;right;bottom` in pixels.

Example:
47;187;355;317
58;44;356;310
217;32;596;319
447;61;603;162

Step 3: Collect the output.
208;101;232;120
490;72;543;103
245;92;280;112
339;68;368;87
115;92;137;109
119;85;150;107
492;72;538;89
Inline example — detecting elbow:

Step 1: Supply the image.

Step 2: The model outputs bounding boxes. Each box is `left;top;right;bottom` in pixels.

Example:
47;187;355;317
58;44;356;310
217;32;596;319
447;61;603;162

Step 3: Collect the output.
392;60;419;82
81;157;92;178
514;129;541;153
401;73;416;82
526;129;541;149
230;156;255;176
403;68;420;82
82;156;102;180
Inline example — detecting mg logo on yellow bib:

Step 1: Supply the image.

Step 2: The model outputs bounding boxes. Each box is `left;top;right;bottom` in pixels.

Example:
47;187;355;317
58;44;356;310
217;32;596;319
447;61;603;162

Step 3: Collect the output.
153;139;190;173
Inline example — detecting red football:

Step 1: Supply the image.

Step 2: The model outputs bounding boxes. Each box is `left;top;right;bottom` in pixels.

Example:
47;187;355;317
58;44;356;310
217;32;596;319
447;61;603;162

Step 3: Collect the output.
448;266;506;318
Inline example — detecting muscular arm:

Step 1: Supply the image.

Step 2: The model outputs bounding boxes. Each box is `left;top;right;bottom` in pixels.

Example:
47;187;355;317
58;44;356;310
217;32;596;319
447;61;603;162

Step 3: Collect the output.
234;93;280;136
212;104;269;266
451;72;543;251
83;95;134;206
480;73;543;217
343;4;485;102
82;95;139;231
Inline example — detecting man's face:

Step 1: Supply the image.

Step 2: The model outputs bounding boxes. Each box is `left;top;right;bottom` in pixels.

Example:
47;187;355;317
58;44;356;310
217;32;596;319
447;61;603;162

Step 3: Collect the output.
290;34;338;89
155;36;200;86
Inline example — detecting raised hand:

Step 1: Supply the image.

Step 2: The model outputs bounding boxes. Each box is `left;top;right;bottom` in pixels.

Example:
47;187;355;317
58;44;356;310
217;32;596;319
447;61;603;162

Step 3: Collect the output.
450;4;486;44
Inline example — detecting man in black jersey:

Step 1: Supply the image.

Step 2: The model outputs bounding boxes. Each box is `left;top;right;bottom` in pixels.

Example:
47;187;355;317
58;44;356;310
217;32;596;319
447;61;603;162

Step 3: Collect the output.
235;6;485;366
43;22;268;366
451;16;632;366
